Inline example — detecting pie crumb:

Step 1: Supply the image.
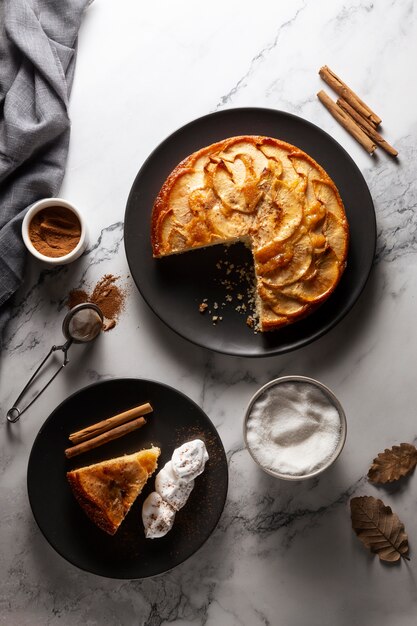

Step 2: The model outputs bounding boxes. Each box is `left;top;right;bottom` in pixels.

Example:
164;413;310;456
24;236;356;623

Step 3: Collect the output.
246;315;255;328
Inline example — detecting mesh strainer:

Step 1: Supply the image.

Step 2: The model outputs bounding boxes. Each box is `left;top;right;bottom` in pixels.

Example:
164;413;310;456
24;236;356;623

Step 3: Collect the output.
7;303;104;423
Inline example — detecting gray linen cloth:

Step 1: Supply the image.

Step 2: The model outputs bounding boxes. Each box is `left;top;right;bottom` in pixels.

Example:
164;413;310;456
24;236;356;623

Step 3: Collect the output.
0;0;91;342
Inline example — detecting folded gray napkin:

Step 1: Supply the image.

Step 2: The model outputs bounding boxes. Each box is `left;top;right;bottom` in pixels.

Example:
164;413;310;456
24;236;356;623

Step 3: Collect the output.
0;0;91;343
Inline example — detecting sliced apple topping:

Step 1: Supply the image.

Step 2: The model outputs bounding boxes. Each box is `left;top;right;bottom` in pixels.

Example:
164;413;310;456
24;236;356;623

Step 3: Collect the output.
258;234;313;287
289;153;323;207
211;157;263;214
312;179;346;222
238;154;264;212
263;156;283;184
207;204;254;239
258;142;299;184
259;284;307;317
212;161;246;213
289;153;323;179
253;234;292;264
188;188;217;215
303;200;326;230
282;249;341;303
167;170;201;225
324;211;349;261
268;179;304;241
310;232;327;253
166;225;188;251
219;140;268;177
185;215;214;247
259;308;288;330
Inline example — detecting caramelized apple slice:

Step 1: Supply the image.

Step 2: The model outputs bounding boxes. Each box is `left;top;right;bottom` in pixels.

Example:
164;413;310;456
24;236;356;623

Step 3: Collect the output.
258;142;299;183
289;153;323;179
166;225;188;251
324;211;349;261
258;299;291;329
188;188;217;215
212;157;263;214
259;309;288;330
303;200;326;231
258;234;313;287
219;140;268;177
254;237;291;265
288;153;323;206
252;180;304;247
212;161;247;213
207;204;254;239
167;170;199;225
312;179;345;222
259;284;307;317
310;232;327;253
239;154;264;212
282;249;341;303
263;156;283;184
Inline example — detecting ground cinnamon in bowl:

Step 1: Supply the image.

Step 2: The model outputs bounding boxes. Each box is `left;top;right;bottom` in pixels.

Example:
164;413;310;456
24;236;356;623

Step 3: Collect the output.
67;275;127;331
29;206;81;258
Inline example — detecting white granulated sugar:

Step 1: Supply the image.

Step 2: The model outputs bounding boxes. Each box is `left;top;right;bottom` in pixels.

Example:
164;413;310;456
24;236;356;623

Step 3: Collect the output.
246;381;342;476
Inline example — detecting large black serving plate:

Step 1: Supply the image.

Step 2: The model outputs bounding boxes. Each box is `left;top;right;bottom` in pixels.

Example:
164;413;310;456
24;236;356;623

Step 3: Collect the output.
124;108;376;357
27;378;228;579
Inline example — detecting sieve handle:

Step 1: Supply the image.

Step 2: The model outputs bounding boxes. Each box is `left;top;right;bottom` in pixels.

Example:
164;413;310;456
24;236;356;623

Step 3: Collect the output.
6;340;72;423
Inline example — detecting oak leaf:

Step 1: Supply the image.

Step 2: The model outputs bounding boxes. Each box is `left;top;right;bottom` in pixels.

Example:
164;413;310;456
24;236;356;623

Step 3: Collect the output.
350;496;409;562
368;443;417;484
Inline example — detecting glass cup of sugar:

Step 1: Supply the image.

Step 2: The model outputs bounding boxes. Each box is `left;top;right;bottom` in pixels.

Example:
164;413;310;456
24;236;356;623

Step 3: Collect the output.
243;376;347;480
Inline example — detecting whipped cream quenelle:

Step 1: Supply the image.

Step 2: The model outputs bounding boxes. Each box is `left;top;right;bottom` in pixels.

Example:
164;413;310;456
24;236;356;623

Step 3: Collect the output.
171;439;209;481
245;378;346;478
142;492;176;539
142;439;209;539
155;461;194;511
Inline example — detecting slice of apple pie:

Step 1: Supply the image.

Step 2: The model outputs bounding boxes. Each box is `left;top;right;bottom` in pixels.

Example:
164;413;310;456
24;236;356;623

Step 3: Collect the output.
151;136;349;331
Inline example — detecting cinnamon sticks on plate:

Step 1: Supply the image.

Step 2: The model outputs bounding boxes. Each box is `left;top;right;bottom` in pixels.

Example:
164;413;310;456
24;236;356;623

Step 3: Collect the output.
65;402;153;458
317;65;398;157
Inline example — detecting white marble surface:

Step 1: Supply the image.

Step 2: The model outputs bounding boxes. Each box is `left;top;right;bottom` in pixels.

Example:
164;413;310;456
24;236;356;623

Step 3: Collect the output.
1;0;417;624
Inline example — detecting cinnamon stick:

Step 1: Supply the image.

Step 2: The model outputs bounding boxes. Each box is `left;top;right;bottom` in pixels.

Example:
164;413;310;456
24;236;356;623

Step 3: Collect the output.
319;65;382;127
69;402;153;444
337;97;398;157
317;90;377;154
65;416;147;458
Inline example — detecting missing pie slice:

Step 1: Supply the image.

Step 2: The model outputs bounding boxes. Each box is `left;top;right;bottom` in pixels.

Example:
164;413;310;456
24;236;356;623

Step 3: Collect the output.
67;447;160;535
151;136;349;331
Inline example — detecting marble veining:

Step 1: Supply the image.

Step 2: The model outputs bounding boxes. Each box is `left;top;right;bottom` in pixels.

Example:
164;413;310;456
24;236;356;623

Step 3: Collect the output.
214;1;308;111
1;0;417;624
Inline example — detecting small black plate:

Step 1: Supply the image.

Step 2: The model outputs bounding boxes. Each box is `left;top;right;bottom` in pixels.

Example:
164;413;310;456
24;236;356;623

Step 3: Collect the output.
27;378;228;579
124;108;376;357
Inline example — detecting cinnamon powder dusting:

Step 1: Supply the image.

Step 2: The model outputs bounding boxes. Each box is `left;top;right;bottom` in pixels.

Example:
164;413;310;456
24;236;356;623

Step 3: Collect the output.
67;274;127;331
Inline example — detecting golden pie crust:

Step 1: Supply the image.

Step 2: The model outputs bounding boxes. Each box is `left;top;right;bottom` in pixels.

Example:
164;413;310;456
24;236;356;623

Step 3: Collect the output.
151;136;349;331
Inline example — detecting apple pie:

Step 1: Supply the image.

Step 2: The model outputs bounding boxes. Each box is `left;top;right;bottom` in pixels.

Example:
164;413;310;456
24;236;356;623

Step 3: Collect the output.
67;447;160;535
151;136;349;330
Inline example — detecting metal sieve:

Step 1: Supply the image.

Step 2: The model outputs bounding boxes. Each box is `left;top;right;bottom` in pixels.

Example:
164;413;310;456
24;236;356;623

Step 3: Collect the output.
6;303;103;423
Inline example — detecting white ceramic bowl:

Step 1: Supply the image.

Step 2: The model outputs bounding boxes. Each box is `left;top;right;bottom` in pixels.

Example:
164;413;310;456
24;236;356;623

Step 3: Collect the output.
243;375;347;481
22;198;88;266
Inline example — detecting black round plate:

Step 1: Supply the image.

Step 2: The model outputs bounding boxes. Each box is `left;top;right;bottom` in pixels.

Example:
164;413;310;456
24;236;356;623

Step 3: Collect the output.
124;108;376;357
27;378;228;579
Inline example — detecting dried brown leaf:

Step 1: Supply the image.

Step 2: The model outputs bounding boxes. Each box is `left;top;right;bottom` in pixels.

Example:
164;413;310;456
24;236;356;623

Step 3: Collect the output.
368;443;417;484
350;496;409;562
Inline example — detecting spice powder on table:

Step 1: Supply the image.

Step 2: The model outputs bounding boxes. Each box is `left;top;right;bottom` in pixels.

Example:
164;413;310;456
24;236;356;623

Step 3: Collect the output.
67;274;127;331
